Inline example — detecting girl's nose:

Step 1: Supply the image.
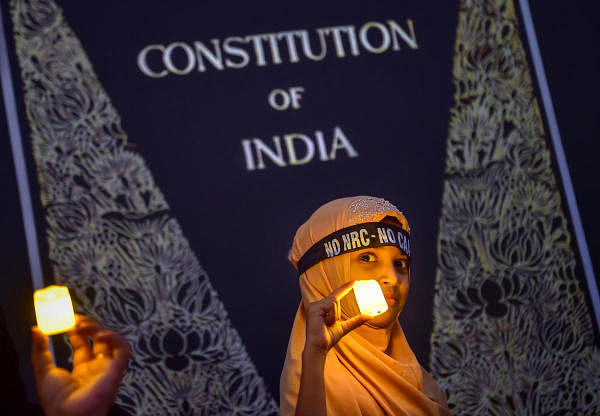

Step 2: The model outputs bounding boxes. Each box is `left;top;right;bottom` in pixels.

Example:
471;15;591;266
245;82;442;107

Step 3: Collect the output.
378;263;400;286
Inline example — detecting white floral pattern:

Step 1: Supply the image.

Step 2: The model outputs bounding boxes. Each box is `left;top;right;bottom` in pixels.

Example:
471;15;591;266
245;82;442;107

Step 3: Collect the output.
430;1;600;414
10;0;278;414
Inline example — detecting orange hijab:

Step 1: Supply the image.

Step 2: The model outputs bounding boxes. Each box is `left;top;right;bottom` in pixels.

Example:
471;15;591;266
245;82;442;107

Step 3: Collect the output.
280;196;450;415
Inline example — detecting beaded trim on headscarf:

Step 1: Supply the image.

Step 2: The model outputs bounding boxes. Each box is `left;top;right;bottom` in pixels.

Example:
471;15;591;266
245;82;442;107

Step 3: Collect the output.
348;197;410;231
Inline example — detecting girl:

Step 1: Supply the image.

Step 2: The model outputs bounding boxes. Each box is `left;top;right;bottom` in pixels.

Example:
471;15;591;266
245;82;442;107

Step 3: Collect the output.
280;196;451;415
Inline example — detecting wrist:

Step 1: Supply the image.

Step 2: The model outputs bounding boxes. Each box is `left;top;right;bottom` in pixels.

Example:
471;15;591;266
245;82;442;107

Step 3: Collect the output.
302;345;328;361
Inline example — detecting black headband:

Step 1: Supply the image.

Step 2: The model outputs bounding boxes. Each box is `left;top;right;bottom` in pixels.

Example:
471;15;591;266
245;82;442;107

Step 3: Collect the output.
296;222;411;275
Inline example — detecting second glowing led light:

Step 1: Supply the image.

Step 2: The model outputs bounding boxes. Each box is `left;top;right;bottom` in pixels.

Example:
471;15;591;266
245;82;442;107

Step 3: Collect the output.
33;285;76;335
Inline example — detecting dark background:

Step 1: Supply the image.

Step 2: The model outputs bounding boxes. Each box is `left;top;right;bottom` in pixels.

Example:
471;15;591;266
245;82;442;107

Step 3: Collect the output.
1;0;598;408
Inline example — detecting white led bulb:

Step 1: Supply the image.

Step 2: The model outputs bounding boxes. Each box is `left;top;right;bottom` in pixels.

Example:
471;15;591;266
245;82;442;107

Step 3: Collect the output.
353;280;388;316
34;285;76;335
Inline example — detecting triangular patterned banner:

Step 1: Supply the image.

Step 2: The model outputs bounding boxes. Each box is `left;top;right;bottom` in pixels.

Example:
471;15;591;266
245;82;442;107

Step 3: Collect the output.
10;0;278;414
431;1;599;414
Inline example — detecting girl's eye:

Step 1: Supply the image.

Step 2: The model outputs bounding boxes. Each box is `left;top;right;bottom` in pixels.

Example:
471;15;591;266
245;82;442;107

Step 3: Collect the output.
360;253;376;262
395;260;409;270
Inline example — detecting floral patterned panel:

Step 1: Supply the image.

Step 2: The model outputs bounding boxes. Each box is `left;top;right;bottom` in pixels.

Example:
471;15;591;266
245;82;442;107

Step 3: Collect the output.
10;0;278;414
430;1;600;414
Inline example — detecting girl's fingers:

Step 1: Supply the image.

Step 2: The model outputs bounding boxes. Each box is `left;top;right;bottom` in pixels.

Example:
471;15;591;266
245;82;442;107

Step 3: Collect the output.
339;314;372;337
93;331;131;367
92;332;114;358
323;297;340;326
331;280;356;302
323;308;336;326
74;313;102;328
30;327;55;382
304;281;357;329
67;319;104;365
70;315;130;365
67;328;94;366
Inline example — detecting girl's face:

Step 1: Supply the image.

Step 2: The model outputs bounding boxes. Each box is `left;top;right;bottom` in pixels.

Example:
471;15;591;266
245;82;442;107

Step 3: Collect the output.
349;245;410;328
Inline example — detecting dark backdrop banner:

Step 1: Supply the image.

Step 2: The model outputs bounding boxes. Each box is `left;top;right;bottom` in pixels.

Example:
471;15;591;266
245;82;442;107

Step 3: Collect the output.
1;0;598;414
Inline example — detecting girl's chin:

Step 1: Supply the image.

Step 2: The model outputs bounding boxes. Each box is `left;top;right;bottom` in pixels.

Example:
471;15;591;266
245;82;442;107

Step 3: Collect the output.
367;309;400;329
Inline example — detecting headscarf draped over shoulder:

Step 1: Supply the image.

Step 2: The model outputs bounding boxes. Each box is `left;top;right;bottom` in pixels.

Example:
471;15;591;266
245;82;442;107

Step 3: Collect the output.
280;196;450;416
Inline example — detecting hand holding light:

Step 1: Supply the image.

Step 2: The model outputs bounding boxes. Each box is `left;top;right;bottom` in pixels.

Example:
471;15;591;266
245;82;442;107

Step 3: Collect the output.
31;287;130;416
303;281;374;354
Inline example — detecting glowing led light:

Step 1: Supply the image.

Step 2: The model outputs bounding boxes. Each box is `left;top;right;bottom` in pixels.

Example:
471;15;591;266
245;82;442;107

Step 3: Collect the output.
353;280;388;316
34;285;76;335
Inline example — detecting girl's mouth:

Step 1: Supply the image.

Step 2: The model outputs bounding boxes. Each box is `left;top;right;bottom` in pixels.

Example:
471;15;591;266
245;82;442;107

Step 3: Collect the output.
384;294;398;306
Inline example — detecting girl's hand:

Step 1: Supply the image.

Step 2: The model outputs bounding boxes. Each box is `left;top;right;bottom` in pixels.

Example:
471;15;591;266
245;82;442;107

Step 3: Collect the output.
303;281;371;354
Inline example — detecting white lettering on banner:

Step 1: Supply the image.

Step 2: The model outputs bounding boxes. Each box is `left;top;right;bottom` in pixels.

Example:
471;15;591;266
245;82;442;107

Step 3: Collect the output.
137;19;418;77
377;227;389;244
397;232;410;255
359;229;370;246
320;227;410;262
350;231;361;249
332;239;341;255
242;126;358;170
323;228;379;257
377;227;411;255
319;227;409;266
339;229;370;252
386;228;396;243
342;234;352;251
324;240;335;257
